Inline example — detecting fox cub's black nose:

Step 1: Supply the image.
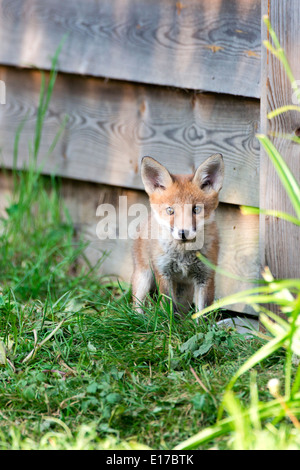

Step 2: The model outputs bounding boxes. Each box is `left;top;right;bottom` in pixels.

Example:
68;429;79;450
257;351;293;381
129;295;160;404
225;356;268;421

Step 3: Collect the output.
179;230;189;240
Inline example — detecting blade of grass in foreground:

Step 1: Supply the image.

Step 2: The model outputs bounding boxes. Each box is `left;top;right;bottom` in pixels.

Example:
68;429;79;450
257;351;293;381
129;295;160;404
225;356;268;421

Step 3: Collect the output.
174;392;300;450
33;34;68;162
192;279;300;320
267;105;300;119
196;251;266;284
257;134;300;219
263;15;300;104
225;330;289;392
241;206;300;226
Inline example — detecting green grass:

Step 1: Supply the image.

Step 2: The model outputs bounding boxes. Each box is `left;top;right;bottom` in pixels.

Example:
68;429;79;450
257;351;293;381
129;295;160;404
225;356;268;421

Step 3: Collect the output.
0;173;288;449
0;180;291;449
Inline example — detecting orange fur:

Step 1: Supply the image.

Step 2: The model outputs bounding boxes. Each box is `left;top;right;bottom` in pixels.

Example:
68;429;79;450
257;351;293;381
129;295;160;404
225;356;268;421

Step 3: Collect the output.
132;154;224;315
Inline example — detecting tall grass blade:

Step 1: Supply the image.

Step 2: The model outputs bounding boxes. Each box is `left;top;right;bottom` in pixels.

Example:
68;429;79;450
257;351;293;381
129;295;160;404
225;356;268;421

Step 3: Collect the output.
174;392;300;450
226;331;289;392
241;206;300;226
257;134;300;219
267;105;300;119
33;72;46;162
33;34;68;163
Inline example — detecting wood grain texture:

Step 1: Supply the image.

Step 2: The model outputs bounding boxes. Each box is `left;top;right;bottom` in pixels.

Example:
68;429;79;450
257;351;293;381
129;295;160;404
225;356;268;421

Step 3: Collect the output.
260;0;300;279
0;0;261;98
0;66;260;206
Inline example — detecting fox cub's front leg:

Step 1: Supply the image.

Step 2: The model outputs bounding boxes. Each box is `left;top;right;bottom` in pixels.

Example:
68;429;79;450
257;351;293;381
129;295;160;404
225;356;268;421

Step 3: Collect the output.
194;276;215;312
131;268;154;313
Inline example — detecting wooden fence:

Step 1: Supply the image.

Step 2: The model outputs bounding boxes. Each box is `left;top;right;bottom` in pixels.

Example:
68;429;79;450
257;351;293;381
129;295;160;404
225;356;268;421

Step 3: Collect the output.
0;0;298;315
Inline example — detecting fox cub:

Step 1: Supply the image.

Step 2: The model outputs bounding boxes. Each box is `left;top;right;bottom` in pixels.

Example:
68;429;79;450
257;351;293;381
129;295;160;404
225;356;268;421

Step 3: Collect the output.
132;154;224;314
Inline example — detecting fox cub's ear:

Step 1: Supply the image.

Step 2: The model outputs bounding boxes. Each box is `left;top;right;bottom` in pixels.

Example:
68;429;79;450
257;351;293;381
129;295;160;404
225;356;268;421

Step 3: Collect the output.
193;153;224;193
141;157;173;195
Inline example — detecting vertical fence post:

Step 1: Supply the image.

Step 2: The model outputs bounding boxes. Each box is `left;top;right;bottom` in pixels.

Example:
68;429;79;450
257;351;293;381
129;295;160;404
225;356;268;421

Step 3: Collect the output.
260;0;300;286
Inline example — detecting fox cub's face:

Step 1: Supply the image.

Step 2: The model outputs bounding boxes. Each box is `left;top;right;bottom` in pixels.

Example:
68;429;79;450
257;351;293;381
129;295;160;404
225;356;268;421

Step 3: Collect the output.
141;154;224;242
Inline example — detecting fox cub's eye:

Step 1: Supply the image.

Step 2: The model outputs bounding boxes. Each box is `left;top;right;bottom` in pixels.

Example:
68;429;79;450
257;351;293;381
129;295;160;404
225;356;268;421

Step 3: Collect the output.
193;205;202;214
166;207;174;215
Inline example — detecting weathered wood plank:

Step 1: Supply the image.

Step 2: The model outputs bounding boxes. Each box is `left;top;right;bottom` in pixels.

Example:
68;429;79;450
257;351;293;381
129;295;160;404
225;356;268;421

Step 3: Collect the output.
0;66;260;207
260;0;300;280
0;0;261;98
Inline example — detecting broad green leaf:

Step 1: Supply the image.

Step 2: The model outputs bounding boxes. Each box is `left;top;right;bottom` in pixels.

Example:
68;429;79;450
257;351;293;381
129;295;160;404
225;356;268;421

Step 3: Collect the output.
193;341;213;358
180;333;204;353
